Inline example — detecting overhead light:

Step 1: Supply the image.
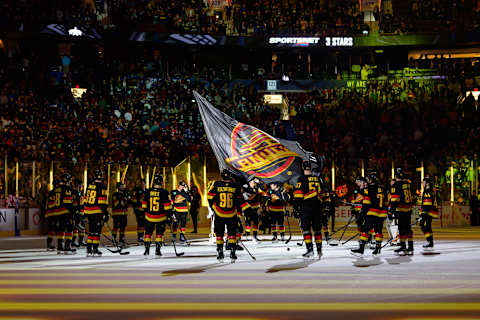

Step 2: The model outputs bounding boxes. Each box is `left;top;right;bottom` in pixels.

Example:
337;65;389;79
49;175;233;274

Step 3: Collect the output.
362;30;369;35
282;74;290;81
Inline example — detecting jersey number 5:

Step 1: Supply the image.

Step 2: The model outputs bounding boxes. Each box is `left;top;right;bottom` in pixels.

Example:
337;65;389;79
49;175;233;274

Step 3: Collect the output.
150;197;160;211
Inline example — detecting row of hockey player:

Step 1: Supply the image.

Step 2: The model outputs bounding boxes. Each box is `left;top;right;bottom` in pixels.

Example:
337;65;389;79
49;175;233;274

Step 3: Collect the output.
45;163;436;260
350;168;439;257
45;169;202;256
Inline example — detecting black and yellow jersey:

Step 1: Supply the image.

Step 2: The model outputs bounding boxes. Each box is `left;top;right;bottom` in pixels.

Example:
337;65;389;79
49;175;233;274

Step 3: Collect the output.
294;175;322;206
72;190;82;216
130;187;145;213
112;191;130;216
421;186;439;218
242;185;265;210
47;185;73;217
142;187;172;223
171;189;191;213
207;180;244;218
266;188;289;213
83;182;108;215
363;184;388;218
351;189;363;214
390;179;414;213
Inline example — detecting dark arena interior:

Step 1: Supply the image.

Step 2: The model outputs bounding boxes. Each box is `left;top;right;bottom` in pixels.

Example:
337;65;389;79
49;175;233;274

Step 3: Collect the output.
1;0;480;319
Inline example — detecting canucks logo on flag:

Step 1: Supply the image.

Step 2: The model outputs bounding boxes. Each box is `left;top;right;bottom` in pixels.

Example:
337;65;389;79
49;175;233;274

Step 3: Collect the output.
226;123;299;179
193;91;321;184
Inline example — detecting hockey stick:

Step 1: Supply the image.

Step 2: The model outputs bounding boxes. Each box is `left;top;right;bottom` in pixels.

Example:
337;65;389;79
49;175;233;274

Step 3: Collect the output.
411;217;421;226
382;236;398;249
284;213;292;244
330;214;355;246
238;238;256;260
104;222;130;255
341;232;359;245
337;217;353;243
295;217;304;246
330;214;354;237
169;224;185;257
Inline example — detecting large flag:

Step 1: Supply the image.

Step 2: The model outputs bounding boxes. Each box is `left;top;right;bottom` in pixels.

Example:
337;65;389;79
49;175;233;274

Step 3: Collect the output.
193;91;322;185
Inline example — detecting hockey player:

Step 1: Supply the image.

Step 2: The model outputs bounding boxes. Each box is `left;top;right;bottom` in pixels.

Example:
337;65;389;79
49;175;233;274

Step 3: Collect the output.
266;182;289;242
83;169;109;257
351;171;387;257
189;186;201;233
112;182;130;247
171;181;191;243
207;169;244;262
142;173;172;256
294;161;323;258
390;168;414;255
319;186;332;242
47;173;75;254
351;177;366;237
419;175;439;250
45;179;60;251
130;180;146;243
71;179;86;247
242;178;264;243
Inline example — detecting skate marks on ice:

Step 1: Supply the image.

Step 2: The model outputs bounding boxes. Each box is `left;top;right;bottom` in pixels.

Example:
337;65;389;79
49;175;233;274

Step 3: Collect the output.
266;259;319;273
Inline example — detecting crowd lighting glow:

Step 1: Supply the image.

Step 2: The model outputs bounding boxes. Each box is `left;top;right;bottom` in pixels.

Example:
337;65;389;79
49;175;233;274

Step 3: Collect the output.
71;87;87;99
466;89;480;101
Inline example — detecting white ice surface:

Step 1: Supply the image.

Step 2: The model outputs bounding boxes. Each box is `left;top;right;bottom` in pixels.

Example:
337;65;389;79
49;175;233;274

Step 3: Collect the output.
0;236;479;274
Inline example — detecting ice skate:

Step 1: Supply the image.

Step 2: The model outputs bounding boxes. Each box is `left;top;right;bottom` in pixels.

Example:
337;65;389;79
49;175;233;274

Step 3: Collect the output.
351;242;365;257
217;248;224;262
394;244;407;256
422;239;434;251
372;245;382;256
302;248;314;258
86;246;93;257
230;249;237;263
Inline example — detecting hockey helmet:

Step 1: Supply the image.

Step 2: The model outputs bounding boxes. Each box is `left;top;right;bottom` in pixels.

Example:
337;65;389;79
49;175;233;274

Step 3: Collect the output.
221;169;231;180
422;174;432;189
53;179;61;188
395;167;404;180
367;170;378;184
178;180;187;188
302;160;312;171
62;173;72;184
94;169;104;181
152;173;163;186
